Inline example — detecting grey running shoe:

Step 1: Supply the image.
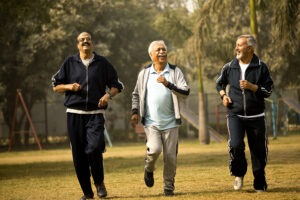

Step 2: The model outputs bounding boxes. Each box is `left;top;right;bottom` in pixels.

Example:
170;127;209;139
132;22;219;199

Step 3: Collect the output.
164;189;174;196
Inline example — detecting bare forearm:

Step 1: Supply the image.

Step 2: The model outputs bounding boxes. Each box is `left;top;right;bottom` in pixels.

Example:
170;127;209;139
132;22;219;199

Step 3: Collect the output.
53;83;81;93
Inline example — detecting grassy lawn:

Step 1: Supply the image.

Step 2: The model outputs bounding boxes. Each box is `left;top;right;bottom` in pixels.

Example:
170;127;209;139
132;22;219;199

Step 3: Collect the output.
0;134;299;200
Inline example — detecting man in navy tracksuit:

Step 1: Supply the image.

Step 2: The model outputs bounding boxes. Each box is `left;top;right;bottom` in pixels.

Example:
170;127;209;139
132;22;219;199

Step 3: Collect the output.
52;32;123;200
216;34;273;192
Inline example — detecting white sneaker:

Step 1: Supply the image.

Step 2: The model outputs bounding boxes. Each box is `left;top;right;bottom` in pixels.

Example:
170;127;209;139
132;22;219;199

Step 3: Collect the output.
233;176;243;190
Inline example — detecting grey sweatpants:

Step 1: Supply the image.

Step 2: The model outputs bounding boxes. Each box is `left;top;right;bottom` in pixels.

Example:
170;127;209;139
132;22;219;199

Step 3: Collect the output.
144;126;179;191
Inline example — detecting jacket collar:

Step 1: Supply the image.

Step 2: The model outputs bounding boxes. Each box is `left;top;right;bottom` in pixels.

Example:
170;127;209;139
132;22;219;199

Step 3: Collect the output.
145;62;176;70
74;52;102;63
149;63;170;74
230;54;261;68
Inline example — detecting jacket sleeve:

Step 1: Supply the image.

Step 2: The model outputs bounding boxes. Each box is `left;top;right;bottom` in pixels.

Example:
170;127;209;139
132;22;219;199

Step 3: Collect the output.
166;67;190;98
105;59;124;92
216;63;229;93
131;71;142;115
51;59;69;87
255;63;274;98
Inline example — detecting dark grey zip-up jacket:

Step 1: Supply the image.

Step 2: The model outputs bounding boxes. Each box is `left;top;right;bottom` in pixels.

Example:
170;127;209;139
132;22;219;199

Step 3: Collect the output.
216;54;274;116
52;52;123;111
132;63;190;125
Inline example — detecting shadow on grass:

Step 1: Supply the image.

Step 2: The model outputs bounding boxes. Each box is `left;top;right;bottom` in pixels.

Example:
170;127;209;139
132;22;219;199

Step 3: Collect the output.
0;143;70;153
91;186;300;199
0;161;74;180
0;152;227;180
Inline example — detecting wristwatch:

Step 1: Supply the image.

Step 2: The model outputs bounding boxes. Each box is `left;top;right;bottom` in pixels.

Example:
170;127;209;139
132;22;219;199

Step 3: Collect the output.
107;92;112;99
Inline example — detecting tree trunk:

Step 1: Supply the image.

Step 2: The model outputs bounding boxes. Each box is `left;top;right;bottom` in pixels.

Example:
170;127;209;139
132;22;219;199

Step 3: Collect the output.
249;0;260;55
196;48;210;144
198;91;209;144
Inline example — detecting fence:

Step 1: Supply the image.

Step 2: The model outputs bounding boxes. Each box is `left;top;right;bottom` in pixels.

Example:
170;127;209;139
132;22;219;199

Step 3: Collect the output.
0;88;299;146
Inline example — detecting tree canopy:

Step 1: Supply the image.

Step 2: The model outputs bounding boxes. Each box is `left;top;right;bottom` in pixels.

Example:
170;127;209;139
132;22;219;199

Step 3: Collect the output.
0;0;299;141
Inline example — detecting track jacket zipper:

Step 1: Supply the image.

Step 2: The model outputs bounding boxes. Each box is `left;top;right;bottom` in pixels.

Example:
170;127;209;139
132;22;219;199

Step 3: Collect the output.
240;68;247;116
85;66;88;110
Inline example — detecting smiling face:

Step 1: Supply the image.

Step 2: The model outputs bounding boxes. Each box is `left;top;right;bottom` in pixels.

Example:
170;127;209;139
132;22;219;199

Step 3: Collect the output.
149;42;168;65
77;32;93;54
235;37;253;62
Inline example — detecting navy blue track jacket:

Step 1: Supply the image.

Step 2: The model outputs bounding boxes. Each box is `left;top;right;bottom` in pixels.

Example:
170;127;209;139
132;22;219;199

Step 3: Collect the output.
52;52;123;111
216;54;274;116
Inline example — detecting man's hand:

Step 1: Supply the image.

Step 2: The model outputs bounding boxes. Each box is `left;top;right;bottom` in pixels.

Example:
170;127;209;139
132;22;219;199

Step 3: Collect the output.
71;83;81;92
239;80;258;92
98;93;110;108
130;114;139;128
222;95;232;107
157;75;168;86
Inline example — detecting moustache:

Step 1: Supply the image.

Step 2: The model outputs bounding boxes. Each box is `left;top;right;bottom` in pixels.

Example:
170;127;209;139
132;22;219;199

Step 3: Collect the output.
82;42;90;46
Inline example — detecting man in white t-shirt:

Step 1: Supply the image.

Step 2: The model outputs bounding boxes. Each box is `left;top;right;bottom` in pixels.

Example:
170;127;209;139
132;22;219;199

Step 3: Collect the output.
216;34;274;192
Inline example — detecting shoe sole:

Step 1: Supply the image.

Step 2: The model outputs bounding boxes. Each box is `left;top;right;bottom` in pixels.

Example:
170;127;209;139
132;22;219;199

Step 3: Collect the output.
97;193;107;198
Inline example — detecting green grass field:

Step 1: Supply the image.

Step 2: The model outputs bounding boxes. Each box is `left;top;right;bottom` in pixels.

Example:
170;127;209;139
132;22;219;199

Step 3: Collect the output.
0;134;299;200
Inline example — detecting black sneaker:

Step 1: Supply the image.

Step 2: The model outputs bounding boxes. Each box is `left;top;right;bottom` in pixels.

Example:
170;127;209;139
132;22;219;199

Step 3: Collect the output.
144;170;154;187
255;184;267;192
80;194;94;200
254;176;267;192
164;189;174;196
96;182;107;198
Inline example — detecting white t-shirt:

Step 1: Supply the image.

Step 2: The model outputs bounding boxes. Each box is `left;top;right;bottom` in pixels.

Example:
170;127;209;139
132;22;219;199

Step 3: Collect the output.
239;63;249;80
238;62;265;118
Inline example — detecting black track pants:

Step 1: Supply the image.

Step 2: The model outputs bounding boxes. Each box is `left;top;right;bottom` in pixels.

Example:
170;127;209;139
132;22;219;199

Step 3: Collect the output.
67;113;106;195
227;115;268;186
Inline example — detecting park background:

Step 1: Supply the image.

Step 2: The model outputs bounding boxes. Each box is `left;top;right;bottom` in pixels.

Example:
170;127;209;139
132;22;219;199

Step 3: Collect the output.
0;0;299;199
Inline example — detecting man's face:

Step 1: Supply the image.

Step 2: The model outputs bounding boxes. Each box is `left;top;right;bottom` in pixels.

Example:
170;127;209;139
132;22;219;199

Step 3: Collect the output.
235;37;249;60
150;43;167;64
77;32;93;53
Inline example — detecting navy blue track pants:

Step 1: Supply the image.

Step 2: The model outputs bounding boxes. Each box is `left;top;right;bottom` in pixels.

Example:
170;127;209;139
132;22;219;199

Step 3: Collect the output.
227;115;268;187
67;113;106;195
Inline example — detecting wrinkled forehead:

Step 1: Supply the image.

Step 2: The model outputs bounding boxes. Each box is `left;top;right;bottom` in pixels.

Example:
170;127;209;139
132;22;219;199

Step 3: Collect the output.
153;43;166;50
236;37;247;45
77;32;91;40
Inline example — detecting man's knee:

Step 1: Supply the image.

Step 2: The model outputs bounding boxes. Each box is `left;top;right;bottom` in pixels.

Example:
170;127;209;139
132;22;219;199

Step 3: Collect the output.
147;146;162;155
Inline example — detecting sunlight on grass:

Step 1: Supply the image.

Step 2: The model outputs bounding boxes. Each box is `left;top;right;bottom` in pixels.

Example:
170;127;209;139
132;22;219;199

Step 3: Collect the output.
0;134;299;200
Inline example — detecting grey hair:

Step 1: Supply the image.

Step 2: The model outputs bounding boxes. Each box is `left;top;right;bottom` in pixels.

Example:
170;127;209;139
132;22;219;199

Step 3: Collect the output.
237;34;256;47
148;40;167;55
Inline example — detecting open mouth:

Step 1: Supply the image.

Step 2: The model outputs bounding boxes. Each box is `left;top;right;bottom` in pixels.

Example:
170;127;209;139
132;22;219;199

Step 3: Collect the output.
82;42;90;47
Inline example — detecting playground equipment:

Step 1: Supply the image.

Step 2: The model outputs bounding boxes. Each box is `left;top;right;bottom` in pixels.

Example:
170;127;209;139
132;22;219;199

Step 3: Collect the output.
8;89;42;151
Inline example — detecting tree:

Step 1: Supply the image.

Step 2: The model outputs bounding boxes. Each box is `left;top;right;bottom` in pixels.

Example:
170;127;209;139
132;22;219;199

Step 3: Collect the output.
0;0;57;144
191;0;300;87
0;0;168;142
249;0;260;55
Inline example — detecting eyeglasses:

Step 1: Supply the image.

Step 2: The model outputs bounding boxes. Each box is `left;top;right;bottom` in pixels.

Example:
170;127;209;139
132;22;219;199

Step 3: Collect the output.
78;37;91;43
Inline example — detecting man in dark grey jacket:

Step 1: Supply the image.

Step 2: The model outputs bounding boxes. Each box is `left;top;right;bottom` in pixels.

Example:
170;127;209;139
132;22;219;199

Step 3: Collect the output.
52;32;123;200
131;40;189;196
216;34;274;192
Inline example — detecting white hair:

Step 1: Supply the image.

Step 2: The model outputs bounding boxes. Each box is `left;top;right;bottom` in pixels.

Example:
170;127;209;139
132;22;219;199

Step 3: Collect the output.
238;34;256;48
148;40;167;55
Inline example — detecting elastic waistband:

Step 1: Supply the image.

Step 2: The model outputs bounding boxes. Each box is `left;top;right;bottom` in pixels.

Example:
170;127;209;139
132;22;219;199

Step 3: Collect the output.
66;108;105;114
